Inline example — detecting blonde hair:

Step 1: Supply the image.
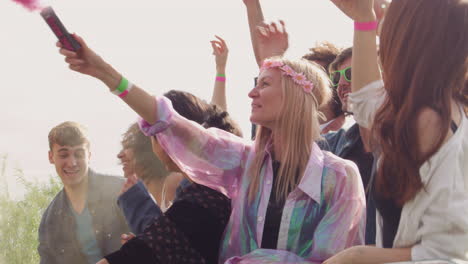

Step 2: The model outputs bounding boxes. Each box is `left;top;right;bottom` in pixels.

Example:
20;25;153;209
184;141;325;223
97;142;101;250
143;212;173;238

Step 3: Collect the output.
248;58;332;202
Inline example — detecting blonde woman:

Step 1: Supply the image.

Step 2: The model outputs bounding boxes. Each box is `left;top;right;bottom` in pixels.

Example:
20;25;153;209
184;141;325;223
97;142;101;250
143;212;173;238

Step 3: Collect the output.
58;22;366;263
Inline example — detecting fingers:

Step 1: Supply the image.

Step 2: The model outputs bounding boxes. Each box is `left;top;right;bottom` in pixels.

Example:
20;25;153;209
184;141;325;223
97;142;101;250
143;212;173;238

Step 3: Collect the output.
72;33;88;49
210;40;225;55
65;57;85;65
214;35;228;50
59;48;78;58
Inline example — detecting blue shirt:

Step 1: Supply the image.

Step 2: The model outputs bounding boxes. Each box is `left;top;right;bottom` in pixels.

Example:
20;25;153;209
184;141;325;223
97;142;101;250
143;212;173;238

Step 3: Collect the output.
72;206;103;264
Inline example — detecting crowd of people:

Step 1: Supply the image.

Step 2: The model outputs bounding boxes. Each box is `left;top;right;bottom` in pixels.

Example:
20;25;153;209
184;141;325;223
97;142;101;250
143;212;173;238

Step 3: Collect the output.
37;0;467;263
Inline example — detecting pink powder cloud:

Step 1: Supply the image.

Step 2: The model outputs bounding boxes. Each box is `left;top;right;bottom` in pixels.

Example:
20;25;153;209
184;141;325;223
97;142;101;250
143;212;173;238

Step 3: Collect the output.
11;0;43;11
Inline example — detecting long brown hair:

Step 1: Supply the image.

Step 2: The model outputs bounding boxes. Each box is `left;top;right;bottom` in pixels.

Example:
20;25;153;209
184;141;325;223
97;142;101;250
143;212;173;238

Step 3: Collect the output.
375;0;468;205
248;58;331;202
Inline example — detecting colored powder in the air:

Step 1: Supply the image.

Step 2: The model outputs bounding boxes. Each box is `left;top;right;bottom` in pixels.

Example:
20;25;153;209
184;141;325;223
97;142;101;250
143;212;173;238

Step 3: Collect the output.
11;0;43;11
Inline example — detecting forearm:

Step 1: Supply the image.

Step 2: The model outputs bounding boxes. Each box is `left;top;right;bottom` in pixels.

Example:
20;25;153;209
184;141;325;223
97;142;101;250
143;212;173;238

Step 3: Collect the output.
93;63;158;125
352;16;382;93
244;0;265;67
211;69;227;110
351;246;412;264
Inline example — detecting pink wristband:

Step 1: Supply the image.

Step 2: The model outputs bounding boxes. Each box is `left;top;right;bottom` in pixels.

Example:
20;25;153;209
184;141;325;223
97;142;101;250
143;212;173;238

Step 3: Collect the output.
216;76;226;82
354;20;378;31
118;90;129;98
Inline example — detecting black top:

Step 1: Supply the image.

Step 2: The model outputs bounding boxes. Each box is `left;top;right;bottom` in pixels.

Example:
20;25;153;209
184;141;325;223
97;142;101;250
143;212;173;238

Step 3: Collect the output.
346;137;374;191
105;183;231;264
372;184;402;248
373;120;459;248
261;161;286;249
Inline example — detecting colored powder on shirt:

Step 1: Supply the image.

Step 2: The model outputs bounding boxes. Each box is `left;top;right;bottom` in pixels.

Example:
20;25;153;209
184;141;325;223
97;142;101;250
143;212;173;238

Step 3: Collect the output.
11;0;44;11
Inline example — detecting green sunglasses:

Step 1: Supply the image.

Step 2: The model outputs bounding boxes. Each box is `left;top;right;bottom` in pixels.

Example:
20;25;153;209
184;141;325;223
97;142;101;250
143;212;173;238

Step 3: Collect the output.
330;66;352;87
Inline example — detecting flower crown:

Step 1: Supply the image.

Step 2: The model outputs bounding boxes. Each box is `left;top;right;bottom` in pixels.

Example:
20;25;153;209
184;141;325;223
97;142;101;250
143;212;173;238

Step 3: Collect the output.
260;60;315;93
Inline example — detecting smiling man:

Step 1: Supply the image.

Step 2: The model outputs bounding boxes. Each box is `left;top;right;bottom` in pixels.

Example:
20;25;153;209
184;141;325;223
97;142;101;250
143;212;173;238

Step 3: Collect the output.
38;121;129;264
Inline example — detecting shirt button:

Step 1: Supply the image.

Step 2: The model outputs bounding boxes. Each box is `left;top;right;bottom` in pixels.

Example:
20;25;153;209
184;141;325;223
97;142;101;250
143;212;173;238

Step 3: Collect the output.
258;216;264;222
266;180;272;185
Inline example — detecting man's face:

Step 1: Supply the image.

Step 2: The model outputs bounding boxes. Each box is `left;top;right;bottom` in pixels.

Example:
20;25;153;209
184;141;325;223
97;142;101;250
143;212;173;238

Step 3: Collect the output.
48;143;90;187
335;58;352;112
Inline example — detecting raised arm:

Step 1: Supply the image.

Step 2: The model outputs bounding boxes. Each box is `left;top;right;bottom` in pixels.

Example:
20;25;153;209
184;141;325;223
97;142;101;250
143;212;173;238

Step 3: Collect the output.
243;0;265;67
329;0;382;92
58;34;158;125
256;21;289;62
210;35;228;111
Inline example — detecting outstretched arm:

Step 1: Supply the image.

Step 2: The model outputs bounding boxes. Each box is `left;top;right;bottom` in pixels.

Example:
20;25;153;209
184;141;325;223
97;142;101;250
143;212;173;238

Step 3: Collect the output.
58;34;158;124
210;35;228;110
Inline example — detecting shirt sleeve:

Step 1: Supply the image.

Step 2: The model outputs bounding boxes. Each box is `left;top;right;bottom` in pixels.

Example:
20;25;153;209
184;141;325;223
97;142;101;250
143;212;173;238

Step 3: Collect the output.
307;160;366;261
410;174;468;260
348;80;386;128
138;96;249;199
117;181;162;234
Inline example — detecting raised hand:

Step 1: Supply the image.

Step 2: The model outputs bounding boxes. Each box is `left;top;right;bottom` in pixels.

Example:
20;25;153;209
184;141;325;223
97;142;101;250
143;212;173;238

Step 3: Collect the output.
374;0;391;21
120;174;139;195
256;21;289;63
57;34;121;90
329;0;376;22
210;35;229;73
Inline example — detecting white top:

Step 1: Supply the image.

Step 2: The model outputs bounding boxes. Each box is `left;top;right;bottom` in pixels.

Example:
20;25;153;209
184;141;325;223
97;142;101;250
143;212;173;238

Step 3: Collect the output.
349;80;468;263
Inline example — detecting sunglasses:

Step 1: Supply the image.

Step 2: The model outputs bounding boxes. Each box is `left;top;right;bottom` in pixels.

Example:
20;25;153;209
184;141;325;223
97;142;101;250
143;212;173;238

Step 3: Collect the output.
330;66;352;87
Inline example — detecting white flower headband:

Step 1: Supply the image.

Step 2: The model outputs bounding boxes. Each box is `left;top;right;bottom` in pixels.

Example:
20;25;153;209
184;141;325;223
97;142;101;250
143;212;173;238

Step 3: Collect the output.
260;60;315;93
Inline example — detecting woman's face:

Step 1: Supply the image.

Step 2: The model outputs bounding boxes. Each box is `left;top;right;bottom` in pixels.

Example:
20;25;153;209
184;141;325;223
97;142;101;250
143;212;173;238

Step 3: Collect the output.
151;137;181;172
117;147;135;178
248;68;284;129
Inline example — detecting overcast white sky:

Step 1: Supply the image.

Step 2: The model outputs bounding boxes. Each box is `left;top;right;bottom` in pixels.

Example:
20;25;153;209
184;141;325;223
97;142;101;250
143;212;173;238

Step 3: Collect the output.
0;0;352;198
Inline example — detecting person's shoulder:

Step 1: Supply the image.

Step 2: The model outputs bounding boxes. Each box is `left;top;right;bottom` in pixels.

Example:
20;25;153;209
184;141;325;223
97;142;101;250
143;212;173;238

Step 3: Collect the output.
40;188;66;225
322;150;360;178
91;170;125;184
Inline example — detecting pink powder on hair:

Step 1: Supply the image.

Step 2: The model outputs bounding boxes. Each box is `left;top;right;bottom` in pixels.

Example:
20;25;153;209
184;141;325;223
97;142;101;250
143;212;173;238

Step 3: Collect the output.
11;0;43;11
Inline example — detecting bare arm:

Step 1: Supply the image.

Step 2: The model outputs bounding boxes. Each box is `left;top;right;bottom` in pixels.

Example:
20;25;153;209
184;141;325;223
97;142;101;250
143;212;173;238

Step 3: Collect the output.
324;246;411;264
58;34;158;124
210;35;228;110
243;0;265;67
330;0;383;92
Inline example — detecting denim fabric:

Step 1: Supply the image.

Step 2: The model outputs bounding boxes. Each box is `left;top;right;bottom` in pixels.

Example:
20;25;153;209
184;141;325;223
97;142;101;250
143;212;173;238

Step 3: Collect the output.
118;181;162;235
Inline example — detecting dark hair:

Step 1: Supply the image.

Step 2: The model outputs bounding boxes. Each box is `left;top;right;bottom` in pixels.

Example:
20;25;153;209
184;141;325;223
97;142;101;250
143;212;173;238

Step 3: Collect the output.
328;47;352;73
302;41;342;74
121;123;167;183
322;47;352;118
203;105;243;137
48;121;90;150
164;90;243;137
375;0;468;205
164;90;211;124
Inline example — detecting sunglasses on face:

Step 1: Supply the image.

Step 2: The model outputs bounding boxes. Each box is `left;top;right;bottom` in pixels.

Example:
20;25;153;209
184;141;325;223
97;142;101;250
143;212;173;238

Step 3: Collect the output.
330;66;352;87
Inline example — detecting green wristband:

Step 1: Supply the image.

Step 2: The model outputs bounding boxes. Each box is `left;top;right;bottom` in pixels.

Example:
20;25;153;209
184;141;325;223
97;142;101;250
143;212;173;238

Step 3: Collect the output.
216;73;226;77
116;77;129;93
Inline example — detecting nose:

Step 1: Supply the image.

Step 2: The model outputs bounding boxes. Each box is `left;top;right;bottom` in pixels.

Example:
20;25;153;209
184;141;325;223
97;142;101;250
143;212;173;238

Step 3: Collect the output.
68;156;78;167
338;73;349;87
117;149;124;159
248;86;259;99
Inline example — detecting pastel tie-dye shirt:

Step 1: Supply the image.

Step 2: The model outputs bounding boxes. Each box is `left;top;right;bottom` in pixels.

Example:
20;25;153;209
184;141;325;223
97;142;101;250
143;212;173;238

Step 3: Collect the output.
139;96;366;264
